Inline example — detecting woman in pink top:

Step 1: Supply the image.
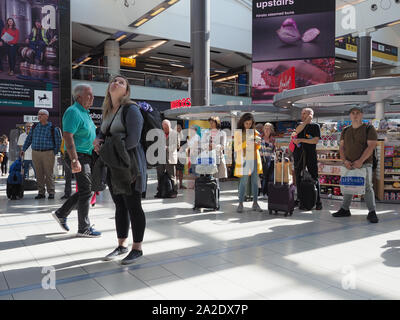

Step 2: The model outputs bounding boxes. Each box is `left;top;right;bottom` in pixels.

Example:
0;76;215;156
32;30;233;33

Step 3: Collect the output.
1;18;19;75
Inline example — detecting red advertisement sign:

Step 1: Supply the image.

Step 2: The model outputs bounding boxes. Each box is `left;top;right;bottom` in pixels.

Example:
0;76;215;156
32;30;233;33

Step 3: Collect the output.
278;67;296;92
170;98;191;109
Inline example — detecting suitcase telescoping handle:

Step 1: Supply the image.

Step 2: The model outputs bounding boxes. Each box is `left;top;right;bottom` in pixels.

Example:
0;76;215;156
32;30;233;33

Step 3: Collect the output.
273;150;289;185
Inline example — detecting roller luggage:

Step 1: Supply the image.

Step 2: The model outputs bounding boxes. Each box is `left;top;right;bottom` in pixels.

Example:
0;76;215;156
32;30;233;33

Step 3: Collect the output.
268;152;295;217
193;175;220;211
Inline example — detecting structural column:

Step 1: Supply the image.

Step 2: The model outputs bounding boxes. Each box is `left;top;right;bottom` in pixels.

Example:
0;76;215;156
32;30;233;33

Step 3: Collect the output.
104;40;120;77
190;0;210;107
356;32;372;79
375;101;385;120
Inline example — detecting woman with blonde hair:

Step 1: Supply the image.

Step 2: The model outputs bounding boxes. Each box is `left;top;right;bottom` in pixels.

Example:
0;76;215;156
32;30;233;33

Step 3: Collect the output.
93;75;147;265
234;113;263;213
260;122;276;199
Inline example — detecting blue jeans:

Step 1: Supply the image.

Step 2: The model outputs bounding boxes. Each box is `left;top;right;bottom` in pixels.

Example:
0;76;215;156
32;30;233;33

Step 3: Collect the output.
23;160;36;179
238;160;259;203
6;44;17;72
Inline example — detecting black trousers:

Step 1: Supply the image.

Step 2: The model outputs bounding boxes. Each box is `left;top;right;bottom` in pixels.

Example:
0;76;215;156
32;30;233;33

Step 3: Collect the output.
293;151;321;205
107;173;146;243
61;156;73;196
57;153;93;233
1;152;8;174
261;159;274;196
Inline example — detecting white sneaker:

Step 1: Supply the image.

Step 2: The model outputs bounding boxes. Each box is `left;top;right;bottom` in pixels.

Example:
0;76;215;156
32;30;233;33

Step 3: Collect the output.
237;203;244;213
252;203;263;212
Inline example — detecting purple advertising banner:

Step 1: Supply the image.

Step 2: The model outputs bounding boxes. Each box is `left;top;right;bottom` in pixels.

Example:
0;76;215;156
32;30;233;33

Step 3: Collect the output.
0;0;60;132
252;0;335;104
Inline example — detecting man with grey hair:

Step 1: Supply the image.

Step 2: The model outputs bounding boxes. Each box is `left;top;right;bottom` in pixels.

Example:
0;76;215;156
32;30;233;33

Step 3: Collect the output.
21;109;62;199
52;83;101;237
292;107;322;210
155;119;180;198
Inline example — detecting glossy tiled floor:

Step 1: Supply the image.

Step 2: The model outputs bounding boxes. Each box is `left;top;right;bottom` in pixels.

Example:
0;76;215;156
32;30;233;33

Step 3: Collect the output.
0;170;399;300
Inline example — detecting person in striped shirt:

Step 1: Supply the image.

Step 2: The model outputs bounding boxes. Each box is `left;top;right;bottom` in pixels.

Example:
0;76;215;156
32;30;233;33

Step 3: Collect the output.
21;109;61;199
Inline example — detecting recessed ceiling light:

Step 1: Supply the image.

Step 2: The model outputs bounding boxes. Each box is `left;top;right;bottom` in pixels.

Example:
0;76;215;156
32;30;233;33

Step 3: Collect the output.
151;7;165;16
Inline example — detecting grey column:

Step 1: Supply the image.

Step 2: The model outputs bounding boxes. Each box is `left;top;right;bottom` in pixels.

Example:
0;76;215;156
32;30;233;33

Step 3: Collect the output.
356;33;372;79
190;0;210;107
104;40;120;77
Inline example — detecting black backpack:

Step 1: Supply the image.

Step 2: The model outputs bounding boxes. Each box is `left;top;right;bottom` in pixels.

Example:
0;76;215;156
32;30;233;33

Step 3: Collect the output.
298;151;317;210
122;101;162;153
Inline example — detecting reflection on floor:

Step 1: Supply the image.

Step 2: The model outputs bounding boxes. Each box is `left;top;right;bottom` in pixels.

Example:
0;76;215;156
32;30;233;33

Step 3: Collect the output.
0;170;399;300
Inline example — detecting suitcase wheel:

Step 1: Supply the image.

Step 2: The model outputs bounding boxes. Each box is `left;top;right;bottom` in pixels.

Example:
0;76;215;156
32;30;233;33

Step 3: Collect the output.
193;207;197;211
274;211;278;215
284;212;288;217
268;209;273;215
290;210;294;216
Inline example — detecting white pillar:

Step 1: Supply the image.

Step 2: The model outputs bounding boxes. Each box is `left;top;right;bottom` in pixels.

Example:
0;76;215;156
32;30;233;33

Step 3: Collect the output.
104;40;120;77
375;102;385;120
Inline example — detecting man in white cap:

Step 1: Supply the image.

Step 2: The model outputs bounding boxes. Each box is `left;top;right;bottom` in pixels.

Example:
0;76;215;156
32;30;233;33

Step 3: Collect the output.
21;109;62;199
332;106;379;223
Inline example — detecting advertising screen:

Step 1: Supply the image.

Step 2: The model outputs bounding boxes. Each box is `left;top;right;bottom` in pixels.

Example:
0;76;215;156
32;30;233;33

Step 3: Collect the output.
252;0;335;104
252;58;335;104
0;0;63;134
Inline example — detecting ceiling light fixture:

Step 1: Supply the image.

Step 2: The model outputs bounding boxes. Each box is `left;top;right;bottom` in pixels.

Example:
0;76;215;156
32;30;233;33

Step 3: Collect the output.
170;63;185;68
115;34;127;42
134;18;148;27
149;56;180;62
151;7;165;16
388;20;400;27
168;0;179;4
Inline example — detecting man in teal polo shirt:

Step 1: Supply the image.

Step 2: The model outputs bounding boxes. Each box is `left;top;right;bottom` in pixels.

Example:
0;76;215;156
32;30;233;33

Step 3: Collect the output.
52;83;101;238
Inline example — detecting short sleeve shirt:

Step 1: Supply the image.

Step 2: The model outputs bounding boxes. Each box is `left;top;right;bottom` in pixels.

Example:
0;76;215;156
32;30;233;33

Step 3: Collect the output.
62;102;96;155
340;124;378;164
294;123;321;160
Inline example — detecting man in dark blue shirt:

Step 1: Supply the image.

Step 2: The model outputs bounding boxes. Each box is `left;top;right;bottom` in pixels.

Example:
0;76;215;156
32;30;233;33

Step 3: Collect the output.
21;109;61;199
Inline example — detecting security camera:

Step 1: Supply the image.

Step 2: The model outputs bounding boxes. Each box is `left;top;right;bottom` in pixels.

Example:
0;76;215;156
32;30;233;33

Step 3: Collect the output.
371;4;378;11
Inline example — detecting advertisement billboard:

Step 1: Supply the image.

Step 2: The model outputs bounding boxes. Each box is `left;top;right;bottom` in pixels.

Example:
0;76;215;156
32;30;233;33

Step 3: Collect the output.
252;58;335;103
0;0;66;135
252;0;335;104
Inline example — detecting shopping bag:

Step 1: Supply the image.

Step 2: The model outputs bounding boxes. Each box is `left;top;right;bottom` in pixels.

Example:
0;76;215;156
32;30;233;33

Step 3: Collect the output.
340;167;366;195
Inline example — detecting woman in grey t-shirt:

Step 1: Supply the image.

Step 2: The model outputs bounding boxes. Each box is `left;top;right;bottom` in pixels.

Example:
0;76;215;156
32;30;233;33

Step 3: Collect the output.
94;75;147;265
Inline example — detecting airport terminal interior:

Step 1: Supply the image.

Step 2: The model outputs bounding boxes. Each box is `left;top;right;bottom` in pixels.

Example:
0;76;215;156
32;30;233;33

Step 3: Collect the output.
0;0;400;301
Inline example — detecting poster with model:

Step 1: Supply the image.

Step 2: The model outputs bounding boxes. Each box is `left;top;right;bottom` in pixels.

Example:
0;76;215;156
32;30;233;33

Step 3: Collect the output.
0;0;59;110
252;0;335;62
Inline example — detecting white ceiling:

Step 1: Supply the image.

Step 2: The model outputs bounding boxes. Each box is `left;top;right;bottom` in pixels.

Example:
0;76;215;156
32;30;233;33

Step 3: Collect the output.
72;0;399;77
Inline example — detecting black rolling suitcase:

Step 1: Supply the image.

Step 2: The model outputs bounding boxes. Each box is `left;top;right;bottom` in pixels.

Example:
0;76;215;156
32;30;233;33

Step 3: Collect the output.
268;152;295;217
193;175;220;211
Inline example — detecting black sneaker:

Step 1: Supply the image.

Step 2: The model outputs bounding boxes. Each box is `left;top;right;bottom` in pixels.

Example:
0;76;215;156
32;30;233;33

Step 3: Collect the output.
51;211;70;232
367;211;379;223
103;246;129;261
48;194;55;199
60;194;70;200
121;249;143;265
332;208;351;217
315;203;323;210
294;199;300;207
35;194;45;199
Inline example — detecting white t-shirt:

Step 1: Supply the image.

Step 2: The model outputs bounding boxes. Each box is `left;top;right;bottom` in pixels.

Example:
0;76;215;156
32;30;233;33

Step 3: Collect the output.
17;133;32;160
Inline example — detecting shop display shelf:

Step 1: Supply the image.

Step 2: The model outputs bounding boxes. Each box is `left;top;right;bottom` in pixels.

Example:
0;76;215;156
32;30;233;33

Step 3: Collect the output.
317;148;340;151
384;171;400;175
318;172;341;176
320;183;340;187
384;187;400;191
318;159;342;162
